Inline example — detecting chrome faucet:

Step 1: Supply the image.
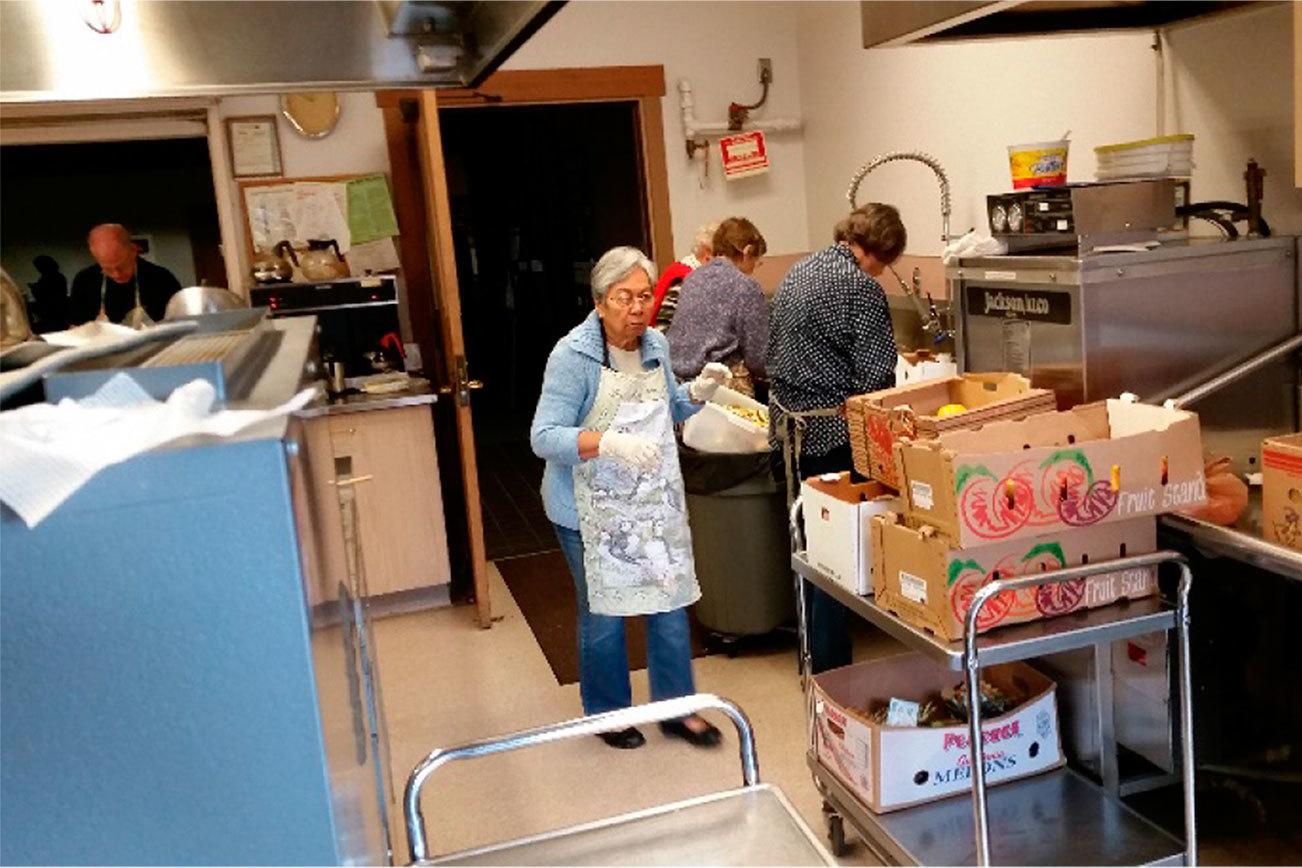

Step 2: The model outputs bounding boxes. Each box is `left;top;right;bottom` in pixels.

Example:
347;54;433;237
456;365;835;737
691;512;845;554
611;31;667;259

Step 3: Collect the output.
846;150;952;245
847;151;956;346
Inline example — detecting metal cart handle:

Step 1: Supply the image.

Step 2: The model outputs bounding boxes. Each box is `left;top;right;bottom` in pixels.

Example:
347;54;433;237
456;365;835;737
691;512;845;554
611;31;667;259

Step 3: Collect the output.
962;550;1196;867
403;693;759;863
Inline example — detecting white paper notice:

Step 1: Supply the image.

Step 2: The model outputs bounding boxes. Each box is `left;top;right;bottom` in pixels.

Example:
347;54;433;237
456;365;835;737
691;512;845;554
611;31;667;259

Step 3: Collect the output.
244;187;297;253
290;183;351;253
347;237;401;275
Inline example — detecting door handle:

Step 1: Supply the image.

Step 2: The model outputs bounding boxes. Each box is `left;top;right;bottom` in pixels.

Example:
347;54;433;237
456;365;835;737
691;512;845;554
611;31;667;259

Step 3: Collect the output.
334;474;375;487
448;355;483;406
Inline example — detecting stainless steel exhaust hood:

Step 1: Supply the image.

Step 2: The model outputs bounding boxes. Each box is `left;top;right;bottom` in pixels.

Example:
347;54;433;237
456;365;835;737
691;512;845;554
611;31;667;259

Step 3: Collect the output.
0;1;562;104
861;1;1262;48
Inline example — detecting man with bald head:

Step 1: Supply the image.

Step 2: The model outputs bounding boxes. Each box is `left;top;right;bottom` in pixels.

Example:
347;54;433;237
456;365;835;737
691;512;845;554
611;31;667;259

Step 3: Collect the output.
68;224;181;325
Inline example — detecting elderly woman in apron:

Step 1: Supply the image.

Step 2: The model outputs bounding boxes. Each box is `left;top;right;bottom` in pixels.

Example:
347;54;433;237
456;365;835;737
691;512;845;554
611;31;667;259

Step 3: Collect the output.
531;246;732;750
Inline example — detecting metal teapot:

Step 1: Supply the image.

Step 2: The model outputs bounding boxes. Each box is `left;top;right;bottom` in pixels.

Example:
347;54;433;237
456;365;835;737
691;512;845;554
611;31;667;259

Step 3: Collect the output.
298;238;348;281
251;240;295;285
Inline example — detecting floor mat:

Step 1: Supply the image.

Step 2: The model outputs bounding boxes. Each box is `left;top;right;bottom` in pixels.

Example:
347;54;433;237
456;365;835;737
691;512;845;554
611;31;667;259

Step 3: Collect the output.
496;550;713;686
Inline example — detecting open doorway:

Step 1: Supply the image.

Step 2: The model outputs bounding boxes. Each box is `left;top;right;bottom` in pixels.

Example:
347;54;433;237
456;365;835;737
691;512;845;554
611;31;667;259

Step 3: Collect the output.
439;101;650;561
0;137;224;332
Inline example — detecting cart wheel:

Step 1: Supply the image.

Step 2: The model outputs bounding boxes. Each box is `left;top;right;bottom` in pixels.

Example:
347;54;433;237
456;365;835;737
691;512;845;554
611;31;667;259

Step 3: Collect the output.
826;811;849;857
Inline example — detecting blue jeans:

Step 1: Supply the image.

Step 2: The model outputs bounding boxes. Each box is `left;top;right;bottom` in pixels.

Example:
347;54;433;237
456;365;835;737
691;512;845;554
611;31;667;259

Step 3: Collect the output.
797;445;856;674
554;524;696;715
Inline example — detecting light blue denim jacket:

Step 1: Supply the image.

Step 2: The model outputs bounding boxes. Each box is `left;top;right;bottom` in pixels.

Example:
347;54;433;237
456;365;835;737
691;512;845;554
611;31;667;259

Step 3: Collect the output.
530;310;701;530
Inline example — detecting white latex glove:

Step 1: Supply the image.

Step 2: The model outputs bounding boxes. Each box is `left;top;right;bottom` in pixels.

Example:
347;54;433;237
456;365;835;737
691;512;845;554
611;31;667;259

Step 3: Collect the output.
598;431;659;472
689;362;732;402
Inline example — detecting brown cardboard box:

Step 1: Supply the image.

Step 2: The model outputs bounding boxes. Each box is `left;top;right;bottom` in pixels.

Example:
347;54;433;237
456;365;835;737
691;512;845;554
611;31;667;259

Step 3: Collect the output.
1261;433;1302;549
871;512;1158;642
846;373;1056;489
894;399;1206;549
801;473;899;595
813;654;1064;813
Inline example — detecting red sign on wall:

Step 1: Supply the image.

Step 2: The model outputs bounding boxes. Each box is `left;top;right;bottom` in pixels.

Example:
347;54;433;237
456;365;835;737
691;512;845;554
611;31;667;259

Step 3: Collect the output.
719;131;770;180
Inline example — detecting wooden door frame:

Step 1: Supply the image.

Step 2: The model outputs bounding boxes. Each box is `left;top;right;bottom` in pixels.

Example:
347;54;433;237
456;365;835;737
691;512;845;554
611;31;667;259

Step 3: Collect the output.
377;65;674;272
374;67;673;628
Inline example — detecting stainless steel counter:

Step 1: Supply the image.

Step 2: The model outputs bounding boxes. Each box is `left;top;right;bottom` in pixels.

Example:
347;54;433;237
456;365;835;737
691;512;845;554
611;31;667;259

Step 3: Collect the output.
1160;490;1302;581
295;379;437;418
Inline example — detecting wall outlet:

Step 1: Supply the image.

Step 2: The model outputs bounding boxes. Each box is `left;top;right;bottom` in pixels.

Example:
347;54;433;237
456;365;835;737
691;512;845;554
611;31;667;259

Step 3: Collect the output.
758;57;773;84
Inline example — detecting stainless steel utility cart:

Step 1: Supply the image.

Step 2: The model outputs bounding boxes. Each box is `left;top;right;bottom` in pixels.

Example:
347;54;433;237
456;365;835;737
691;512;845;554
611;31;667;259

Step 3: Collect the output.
403;694;835;866
790;499;1198;866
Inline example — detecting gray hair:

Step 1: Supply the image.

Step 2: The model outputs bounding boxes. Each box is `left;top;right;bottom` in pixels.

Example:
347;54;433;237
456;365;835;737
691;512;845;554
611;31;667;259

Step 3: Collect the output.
692;222;718;256
589;246;656;303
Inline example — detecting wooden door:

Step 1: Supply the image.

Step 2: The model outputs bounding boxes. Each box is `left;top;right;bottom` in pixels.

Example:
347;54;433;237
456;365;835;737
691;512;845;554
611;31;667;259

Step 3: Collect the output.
415;90;492;627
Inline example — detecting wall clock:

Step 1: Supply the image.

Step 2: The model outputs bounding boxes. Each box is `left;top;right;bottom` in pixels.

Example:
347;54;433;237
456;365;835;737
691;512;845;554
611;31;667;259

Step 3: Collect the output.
280;92;341;139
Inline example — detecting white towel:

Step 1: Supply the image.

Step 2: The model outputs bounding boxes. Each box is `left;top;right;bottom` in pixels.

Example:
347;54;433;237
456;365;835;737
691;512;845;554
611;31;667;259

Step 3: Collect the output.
0;374;314;528
942;230;1007;265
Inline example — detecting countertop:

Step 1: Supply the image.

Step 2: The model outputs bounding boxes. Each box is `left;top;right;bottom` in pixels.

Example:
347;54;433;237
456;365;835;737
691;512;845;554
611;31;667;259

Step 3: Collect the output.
1160;488;1302;581
294;377;437;419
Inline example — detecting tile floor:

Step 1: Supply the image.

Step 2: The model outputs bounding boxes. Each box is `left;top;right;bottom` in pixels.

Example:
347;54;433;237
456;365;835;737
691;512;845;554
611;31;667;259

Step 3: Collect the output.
476;441;557;561
372;565;892;865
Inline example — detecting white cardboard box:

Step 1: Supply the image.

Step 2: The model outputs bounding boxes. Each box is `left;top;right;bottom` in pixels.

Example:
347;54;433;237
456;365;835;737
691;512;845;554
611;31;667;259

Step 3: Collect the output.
801;472;898;595
813;653;1065;813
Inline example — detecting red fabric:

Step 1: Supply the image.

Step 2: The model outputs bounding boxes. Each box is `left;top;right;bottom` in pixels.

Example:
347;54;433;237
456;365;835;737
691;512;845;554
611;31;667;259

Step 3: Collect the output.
650;261;693;322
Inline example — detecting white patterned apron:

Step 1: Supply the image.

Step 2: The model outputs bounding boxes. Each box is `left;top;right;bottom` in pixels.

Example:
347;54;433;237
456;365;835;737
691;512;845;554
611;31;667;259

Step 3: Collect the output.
573;362;701;617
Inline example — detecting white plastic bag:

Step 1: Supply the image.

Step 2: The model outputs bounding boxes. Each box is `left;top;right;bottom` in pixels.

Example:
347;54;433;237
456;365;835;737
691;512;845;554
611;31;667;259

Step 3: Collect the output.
682;385;769;453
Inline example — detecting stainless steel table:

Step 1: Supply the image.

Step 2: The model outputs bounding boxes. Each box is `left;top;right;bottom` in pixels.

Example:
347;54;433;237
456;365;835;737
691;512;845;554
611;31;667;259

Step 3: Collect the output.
790;499;1197;866
405;694;835;867
433;785;829;866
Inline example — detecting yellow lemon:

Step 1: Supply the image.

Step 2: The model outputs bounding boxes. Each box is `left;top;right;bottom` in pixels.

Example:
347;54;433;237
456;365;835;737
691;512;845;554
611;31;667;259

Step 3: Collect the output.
936;403;967;418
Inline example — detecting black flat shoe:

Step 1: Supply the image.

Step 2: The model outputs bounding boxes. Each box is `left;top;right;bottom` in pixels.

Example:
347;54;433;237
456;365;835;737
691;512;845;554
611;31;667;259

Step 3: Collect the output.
660;717;723;748
596;727;646;749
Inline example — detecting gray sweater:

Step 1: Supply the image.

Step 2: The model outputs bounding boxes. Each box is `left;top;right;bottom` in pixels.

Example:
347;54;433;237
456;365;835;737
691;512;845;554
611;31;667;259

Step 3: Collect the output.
665;257;769;380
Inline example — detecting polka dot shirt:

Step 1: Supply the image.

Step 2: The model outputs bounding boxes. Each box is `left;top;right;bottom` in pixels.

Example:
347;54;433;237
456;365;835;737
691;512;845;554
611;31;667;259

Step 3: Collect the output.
768;243;897;456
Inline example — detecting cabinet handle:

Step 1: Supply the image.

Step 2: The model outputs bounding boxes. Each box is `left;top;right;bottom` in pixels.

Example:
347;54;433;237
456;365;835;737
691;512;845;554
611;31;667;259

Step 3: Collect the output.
333;474;374;487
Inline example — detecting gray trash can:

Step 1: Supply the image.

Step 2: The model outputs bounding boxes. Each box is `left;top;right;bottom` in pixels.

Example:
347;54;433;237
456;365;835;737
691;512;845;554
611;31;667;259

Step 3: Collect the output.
680;444;793;646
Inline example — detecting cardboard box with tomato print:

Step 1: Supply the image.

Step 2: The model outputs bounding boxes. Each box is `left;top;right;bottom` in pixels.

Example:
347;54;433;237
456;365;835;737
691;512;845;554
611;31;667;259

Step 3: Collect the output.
871;512;1158;642
894;399;1206;549
846;372;1055;489
813;653;1064;813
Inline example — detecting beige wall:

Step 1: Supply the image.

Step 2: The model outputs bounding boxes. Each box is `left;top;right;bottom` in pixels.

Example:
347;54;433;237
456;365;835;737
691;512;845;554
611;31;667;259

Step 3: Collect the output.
796;1;1299;263
1164;3;1299;236
797;2;1158;259
505;1;812;257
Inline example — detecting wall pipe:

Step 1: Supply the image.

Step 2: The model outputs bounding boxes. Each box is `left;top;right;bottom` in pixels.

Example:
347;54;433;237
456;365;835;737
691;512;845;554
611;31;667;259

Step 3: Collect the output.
678;79;803;143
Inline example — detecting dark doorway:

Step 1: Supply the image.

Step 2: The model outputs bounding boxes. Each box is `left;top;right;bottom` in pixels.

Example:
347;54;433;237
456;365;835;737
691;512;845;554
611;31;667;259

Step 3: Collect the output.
439;101;650;560
0;138;225;330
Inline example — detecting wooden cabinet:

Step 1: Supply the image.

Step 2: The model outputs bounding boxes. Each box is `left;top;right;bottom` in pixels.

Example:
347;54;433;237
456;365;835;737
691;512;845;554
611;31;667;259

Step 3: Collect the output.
302;403;451;601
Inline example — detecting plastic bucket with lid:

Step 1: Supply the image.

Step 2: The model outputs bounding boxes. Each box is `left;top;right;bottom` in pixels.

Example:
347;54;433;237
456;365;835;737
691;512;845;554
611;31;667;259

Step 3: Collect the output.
1008;139;1069;188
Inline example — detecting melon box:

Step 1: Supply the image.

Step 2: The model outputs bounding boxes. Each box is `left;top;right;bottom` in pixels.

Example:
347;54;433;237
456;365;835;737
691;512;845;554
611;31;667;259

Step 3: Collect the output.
813;653;1064;813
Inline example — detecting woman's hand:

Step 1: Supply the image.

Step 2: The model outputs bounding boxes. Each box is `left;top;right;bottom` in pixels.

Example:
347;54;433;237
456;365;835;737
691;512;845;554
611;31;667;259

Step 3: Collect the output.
597;431;660;472
689;362;732;402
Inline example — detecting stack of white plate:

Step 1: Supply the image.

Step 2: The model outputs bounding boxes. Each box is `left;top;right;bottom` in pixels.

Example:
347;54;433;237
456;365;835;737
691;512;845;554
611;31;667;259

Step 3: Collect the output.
1095;134;1194;180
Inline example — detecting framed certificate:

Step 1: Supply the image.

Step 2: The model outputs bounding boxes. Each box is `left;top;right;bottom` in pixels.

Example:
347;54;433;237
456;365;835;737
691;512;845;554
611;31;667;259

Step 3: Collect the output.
226;115;284;178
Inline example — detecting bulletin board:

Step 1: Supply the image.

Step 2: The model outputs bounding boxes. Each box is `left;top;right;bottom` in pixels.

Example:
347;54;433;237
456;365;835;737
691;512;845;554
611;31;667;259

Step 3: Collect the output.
238;172;402;279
